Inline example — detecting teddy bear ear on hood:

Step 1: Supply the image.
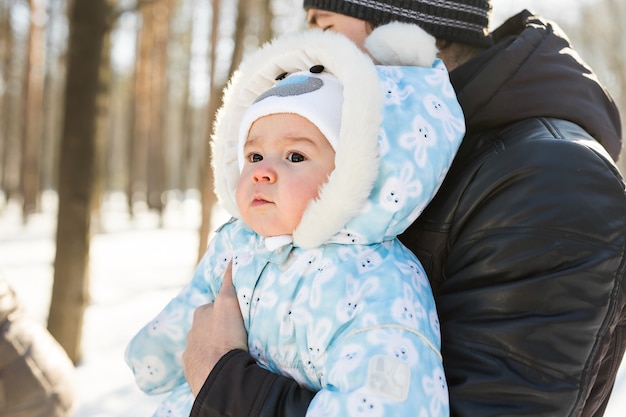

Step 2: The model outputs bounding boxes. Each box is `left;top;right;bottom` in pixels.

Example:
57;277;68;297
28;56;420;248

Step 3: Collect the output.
365;22;438;67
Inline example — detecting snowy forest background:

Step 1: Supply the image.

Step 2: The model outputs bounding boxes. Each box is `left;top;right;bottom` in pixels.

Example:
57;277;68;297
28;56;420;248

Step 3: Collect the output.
0;0;625;416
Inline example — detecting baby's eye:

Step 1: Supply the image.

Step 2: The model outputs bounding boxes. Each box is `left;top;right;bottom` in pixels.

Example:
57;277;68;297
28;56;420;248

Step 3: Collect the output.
287;152;306;163
248;153;263;163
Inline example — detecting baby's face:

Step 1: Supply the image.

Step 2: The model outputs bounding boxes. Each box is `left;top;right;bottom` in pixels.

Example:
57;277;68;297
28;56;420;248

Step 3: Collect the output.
236;113;335;237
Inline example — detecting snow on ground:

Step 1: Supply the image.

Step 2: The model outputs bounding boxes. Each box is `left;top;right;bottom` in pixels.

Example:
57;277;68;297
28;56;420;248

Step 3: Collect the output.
0;191;220;417
0;191;624;416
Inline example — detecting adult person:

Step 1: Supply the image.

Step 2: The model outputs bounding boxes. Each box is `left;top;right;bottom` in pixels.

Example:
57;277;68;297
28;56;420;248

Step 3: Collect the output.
129;26;463;417
183;1;626;417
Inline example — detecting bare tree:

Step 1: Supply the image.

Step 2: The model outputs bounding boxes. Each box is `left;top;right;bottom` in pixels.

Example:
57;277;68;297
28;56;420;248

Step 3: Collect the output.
130;3;155;215
128;0;175;222
48;0;111;364
0;0;25;205
197;0;223;258
0;0;15;198
178;0;195;192
91;22;113;233
20;0;47;219
146;0;174;216
198;0;274;257
39;0;67;193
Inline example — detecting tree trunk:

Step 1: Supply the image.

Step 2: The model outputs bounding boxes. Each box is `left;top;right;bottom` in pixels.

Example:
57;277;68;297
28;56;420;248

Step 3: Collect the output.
91;25;113;233
260;0;273;44
146;0;173;219
198;0;223;259
48;0;109;364
0;1;14;196
179;0;195;192
130;4;154;212
20;0;47;219
39;0;64;193
1;0;22;203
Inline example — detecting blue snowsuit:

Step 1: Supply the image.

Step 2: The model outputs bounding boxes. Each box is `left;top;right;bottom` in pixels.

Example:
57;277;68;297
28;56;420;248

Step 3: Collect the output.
126;29;465;417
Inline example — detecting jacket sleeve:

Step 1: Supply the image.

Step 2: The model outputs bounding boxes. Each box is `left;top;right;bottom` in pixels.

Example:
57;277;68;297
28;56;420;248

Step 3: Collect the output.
190;349;316;417
125;229;231;395
430;126;626;417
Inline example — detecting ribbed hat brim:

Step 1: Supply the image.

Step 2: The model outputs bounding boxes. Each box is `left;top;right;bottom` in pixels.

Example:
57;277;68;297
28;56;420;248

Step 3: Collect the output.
303;0;493;48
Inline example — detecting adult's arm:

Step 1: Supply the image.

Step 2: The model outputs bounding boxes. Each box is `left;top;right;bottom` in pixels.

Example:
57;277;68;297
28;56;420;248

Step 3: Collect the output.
189;350;315;417
184;263;315;417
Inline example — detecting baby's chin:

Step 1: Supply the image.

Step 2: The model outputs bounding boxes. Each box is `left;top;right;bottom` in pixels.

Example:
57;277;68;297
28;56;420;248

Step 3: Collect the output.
253;224;295;239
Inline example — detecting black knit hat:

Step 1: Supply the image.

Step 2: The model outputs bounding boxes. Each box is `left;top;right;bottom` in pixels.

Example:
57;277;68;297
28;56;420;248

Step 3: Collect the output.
303;0;493;48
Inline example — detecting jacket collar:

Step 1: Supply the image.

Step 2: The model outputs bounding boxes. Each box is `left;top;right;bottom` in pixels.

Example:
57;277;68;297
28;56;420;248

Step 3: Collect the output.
450;10;622;160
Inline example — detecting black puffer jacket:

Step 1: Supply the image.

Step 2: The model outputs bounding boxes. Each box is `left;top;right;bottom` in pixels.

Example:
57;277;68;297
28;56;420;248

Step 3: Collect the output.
191;10;626;417
401;10;625;417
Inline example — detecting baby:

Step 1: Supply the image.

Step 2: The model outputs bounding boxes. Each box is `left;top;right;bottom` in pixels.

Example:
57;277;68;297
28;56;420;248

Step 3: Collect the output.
126;27;464;417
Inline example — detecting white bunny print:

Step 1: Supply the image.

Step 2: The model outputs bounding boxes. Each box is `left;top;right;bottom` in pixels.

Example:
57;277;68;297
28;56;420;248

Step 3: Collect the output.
379;162;422;213
367;328;420;366
306;318;333;367
356;247;384;273
423;93;465;141
347;388;386;417
248;284;279;318
429;310;441;345
391;281;427;328
231;250;254;272
146;307;186;341
397;258;430;291
236;284;254;326
424;62;456;98
337;275;380;322
423;367;449;417
399;114;438;168
327;344;367;389
309;258;339;308
381;77;414;105
276;289;311;338
130;354;169;388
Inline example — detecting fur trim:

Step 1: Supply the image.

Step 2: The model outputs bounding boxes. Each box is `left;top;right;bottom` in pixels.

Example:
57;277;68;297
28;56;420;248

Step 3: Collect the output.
365;22;438;67
212;30;382;249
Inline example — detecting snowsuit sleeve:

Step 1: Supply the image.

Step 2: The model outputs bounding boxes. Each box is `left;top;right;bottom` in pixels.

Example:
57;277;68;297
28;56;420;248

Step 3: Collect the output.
124;221;234;395
301;243;445;417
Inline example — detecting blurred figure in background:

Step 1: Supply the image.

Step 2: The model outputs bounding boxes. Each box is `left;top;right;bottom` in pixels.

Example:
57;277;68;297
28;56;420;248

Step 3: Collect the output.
0;276;77;417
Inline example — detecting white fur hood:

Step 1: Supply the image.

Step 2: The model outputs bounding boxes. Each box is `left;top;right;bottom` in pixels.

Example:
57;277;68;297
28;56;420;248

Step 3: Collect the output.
211;24;465;249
